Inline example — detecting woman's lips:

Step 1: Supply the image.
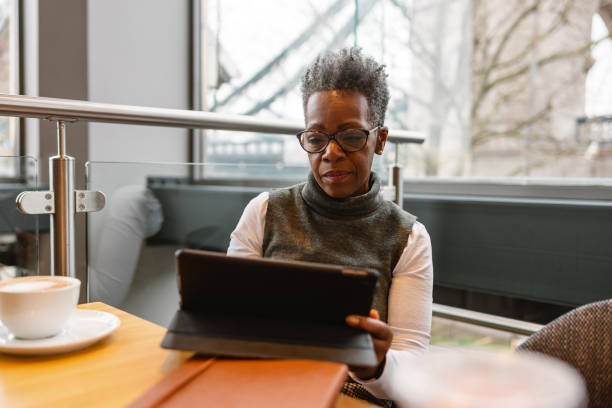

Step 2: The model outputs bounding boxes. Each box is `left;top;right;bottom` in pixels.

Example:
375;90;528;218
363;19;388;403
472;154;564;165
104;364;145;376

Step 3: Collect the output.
322;170;351;182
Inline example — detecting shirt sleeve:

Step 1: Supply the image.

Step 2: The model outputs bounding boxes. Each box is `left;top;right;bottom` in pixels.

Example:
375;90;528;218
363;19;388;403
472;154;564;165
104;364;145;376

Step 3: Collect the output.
350;221;434;400
226;192;269;258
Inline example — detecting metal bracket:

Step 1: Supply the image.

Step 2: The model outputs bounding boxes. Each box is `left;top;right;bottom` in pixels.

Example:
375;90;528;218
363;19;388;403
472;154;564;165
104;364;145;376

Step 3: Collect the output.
16;190;106;214
46;115;78;123
75;190;106;213
16;191;55;214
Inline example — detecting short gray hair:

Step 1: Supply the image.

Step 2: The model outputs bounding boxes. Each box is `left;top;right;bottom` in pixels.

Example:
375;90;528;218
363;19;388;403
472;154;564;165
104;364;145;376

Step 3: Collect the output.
300;47;389;127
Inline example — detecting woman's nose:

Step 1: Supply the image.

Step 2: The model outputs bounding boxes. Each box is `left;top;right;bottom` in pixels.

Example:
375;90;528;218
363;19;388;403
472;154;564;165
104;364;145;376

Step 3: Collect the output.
322;139;346;161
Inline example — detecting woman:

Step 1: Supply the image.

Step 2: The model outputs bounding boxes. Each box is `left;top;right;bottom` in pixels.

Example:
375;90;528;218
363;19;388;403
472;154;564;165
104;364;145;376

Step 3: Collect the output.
228;47;433;404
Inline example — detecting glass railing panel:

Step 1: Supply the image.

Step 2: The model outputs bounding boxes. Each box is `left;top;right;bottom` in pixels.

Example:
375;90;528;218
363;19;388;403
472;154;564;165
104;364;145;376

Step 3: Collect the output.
0;156;40;282
85;161;309;325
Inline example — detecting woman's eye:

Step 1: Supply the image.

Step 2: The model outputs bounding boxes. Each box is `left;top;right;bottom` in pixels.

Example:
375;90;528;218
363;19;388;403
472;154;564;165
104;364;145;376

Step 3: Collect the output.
343;136;361;143
306;135;325;144
339;132;365;144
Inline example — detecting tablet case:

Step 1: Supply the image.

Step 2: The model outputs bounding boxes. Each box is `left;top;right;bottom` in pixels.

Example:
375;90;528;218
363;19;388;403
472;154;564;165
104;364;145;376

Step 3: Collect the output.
161;249;379;367
126;357;348;408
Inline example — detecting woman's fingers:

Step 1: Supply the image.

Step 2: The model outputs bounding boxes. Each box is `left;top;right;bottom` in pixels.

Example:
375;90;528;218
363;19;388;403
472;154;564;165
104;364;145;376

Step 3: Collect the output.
345;314;393;341
345;312;394;380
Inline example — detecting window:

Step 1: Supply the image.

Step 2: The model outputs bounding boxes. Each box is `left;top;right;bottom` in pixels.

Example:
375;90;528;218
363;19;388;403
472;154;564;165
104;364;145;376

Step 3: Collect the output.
0;0;19;178
197;0;612;179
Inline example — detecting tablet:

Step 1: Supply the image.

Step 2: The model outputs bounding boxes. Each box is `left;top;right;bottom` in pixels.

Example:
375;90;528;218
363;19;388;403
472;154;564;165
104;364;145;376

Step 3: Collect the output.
161;249;380;367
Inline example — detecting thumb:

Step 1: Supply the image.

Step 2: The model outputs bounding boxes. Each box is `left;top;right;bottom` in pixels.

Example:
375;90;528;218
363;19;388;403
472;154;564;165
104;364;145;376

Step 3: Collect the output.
369;309;380;320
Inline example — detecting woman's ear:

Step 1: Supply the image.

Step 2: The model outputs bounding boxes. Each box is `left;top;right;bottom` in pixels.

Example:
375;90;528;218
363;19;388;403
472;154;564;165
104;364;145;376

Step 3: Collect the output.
375;127;388;155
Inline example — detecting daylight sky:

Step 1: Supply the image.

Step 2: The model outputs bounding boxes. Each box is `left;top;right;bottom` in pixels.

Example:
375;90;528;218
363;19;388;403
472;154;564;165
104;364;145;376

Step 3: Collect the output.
586;13;612;116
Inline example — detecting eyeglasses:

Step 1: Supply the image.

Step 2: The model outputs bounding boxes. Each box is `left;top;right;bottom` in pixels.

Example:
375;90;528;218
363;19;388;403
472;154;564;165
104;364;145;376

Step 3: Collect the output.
296;127;378;154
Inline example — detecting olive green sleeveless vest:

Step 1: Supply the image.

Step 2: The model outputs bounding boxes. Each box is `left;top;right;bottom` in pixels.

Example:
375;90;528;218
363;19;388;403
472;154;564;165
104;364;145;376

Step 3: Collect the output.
262;172;416;322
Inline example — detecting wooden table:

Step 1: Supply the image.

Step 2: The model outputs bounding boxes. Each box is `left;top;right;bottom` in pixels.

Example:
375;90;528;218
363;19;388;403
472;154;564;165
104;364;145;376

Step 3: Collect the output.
0;303;374;408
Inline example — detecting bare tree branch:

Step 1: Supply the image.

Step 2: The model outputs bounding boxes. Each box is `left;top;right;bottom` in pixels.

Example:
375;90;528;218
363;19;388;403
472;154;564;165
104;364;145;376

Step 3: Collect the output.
474;0;575;74
483;34;609;94
472;1;539;118
472;102;552;147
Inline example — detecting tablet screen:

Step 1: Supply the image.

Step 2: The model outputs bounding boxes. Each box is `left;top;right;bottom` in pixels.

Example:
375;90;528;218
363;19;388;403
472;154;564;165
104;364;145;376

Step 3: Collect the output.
176;249;379;324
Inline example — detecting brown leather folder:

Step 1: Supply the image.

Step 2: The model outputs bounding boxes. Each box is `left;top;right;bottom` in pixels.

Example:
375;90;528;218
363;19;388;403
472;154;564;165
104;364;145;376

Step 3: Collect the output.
127;357;348;408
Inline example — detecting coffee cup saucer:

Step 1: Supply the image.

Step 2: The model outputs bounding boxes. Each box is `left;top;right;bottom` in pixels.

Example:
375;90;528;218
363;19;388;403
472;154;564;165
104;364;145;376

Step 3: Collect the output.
0;310;120;356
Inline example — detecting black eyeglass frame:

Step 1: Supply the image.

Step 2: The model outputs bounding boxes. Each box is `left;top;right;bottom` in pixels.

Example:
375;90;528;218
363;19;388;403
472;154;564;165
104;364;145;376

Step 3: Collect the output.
296;126;379;154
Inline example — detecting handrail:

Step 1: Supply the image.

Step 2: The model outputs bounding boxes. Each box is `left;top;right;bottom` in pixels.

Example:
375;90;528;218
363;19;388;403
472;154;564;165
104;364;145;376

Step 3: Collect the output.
432;303;543;336
0;94;425;144
1;93;424;279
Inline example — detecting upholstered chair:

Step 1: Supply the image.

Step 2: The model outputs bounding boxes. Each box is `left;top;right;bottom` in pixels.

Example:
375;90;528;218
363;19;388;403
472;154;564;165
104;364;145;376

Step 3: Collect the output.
517;299;612;408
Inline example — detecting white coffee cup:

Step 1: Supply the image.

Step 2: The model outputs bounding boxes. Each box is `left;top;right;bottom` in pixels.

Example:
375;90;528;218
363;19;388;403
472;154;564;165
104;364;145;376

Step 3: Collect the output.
0;276;80;339
397;349;586;408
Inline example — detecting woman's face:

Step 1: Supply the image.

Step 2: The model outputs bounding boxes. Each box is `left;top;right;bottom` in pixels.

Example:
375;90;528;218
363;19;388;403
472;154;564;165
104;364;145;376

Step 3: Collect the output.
304;89;388;198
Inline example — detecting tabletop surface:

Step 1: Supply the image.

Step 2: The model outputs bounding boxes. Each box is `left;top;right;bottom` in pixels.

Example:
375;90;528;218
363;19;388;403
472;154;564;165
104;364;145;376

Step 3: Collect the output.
0;302;178;408
0;302;374;408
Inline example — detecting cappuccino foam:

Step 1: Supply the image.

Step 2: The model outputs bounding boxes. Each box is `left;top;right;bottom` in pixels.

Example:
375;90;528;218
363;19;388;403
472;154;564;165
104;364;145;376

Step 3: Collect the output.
0;276;75;292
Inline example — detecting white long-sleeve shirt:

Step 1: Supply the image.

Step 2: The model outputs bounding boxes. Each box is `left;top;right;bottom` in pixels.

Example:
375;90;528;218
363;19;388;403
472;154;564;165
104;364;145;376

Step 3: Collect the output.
227;191;433;401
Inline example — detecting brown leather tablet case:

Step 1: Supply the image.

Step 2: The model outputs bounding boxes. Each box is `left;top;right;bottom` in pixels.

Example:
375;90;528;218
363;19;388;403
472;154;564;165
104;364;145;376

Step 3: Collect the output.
127;357;348;408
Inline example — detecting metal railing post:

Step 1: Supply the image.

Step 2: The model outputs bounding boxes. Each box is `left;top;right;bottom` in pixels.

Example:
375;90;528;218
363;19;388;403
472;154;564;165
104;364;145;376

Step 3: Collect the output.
49;120;75;276
389;142;403;208
16;118;106;277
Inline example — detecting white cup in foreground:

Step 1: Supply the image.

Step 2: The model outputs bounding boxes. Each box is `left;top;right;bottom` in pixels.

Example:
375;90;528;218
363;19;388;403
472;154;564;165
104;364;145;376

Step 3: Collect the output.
0;276;80;339
397;349;586;408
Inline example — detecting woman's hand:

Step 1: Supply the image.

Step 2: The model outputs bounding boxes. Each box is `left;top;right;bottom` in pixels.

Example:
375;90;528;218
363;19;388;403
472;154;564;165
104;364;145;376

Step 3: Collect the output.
345;309;393;380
